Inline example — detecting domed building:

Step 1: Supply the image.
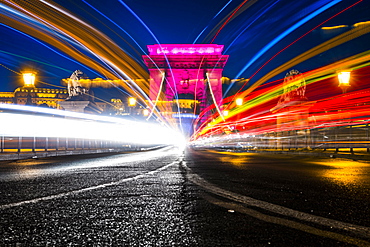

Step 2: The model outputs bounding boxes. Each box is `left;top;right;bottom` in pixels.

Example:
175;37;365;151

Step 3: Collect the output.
0;72;68;108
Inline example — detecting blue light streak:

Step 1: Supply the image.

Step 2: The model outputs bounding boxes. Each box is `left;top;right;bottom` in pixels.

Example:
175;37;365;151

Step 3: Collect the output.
117;0;183;124
223;0;280;97
117;0;161;45
0;23;102;77
193;0;233;44
0;50;71;73
235;0;342;79
81;0;147;62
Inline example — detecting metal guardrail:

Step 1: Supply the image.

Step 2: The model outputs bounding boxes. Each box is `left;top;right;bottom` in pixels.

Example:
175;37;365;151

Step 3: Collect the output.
200;123;370;153
0;136;143;162
0;135;133;153
0;105;167;159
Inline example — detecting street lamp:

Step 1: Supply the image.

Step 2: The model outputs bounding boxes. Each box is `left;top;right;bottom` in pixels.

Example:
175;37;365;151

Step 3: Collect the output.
128;97;137;115
236;98;243;106
337;71;351;93
22;71;36;87
128;97;136;106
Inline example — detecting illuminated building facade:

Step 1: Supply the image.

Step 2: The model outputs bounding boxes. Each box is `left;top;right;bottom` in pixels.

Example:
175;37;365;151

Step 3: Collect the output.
103;98;147;118
0;72;69;108
143;44;229;135
0;71;111;113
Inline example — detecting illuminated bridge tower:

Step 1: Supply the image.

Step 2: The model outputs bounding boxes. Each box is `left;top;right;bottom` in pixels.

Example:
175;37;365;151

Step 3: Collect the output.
143;44;229;136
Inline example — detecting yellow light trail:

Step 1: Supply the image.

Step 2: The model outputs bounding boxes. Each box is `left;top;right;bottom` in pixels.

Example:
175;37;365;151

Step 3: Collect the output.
196;49;370;137
0;0;179;125
321;25;348;30
202;23;370;129
239;23;370;102
1;0;150;99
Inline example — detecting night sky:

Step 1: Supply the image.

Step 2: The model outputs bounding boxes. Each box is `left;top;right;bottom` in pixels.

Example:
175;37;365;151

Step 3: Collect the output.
0;0;369;99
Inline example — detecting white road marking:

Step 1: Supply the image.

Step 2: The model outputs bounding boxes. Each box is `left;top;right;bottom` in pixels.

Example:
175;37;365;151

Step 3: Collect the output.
0;160;179;210
181;161;370;238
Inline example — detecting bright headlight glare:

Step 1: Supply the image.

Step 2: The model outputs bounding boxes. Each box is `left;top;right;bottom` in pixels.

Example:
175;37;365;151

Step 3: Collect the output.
0;105;185;146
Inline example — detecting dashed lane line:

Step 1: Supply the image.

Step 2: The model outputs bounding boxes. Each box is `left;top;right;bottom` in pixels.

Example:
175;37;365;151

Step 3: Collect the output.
0;160;179;210
181;161;370;240
204;193;370;247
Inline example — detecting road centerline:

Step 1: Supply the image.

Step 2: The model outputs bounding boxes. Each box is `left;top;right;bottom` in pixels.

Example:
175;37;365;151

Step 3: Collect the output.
0;160;179;210
181;160;370;239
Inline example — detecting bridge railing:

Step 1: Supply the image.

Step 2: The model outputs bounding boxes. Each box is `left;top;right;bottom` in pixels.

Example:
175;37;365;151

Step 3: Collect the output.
199;122;370;153
0;135;137;154
0;104;172;160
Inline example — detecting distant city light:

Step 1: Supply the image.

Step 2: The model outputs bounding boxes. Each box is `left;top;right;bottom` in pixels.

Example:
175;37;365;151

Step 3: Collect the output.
172;113;198;119
128;97;137;106
236;98;243;106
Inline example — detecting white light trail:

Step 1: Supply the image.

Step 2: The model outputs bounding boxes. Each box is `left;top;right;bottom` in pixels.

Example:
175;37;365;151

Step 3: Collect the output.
0;104;185;146
206;72;225;122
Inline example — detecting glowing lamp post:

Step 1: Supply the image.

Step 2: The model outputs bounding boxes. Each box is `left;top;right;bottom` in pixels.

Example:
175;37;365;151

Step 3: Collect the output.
128;97;137;115
337;71;351;93
22;71;36;87
128;97;136;106
236;98;243;106
143;109;149;117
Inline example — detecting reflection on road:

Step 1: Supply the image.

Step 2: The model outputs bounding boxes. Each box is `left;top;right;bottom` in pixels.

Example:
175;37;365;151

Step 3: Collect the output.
313;159;370;186
0;146;182;182
199;149;370;188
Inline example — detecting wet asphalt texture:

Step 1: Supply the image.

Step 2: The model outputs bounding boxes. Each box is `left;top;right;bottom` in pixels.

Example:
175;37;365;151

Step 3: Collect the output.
0;147;369;246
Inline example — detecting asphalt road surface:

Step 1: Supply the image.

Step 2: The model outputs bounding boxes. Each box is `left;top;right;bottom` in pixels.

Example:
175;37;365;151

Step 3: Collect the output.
0;146;369;246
